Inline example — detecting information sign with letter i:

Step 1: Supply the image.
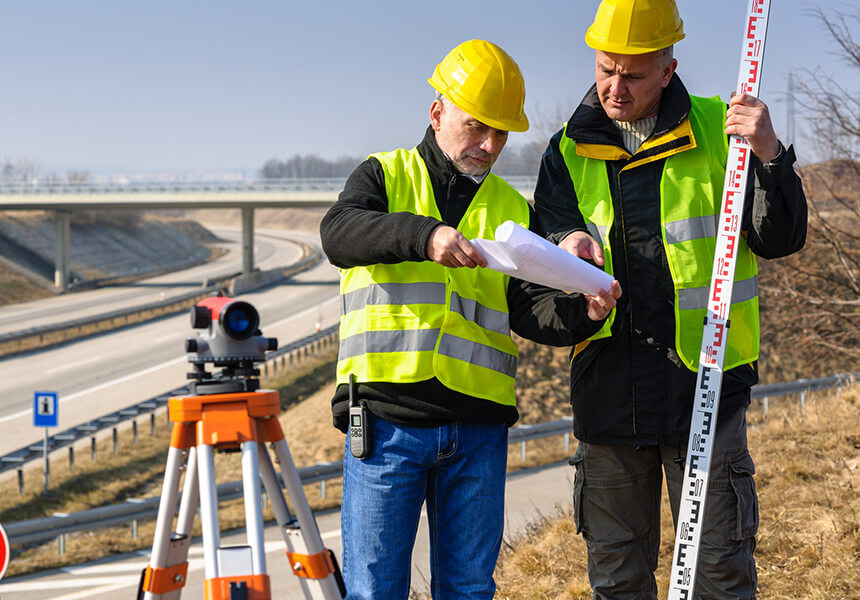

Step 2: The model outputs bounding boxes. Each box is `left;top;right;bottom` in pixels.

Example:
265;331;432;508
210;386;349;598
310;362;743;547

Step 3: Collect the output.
34;391;59;428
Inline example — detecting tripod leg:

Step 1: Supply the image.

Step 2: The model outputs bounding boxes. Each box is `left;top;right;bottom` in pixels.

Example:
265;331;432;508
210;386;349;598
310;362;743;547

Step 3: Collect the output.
198;441;272;600
196;442;221;580
271;438;345;599
240;440;267;576
258;443;315;599
175;447;199;539
138;424;195;600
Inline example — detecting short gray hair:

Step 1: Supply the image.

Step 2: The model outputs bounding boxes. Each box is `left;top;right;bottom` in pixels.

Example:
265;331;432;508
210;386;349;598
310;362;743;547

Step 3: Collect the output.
656;45;674;69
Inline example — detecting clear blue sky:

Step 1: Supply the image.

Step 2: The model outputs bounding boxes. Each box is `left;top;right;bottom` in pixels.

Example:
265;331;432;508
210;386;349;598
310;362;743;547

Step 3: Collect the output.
0;1;853;177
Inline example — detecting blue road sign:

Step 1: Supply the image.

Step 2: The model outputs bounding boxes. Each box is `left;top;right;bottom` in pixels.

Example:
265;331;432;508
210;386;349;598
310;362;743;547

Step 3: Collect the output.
34;391;58;428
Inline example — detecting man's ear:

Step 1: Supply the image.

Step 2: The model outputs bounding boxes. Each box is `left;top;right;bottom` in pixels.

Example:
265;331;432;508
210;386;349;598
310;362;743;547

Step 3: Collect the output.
661;58;678;89
430;98;444;132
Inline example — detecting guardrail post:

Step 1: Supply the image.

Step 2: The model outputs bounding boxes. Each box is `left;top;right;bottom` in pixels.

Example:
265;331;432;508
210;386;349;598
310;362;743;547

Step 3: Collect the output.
69;446;75;473
58;533;65;556
564;432;570;453
18;468;24;495
800;390;807;407
320;480;326;500
131;519;138;539
520;441;527;462
91;436;97;462
151;413;156;436
763;397;769;415
112;428;118;454
133;420;138;444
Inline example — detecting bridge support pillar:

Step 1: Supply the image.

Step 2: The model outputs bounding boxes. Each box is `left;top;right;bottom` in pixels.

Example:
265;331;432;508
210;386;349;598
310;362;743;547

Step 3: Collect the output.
241;206;255;274
54;209;71;291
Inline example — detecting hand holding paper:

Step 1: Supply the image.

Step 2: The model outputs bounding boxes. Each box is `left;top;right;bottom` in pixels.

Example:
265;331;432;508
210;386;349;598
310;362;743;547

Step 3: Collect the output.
470;221;614;295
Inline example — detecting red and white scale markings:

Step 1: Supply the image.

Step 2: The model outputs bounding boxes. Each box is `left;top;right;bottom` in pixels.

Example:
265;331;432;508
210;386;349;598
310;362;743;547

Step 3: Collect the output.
668;1;771;599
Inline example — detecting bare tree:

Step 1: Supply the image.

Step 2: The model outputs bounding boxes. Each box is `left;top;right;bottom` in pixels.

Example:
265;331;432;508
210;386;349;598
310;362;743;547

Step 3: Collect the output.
757;5;859;382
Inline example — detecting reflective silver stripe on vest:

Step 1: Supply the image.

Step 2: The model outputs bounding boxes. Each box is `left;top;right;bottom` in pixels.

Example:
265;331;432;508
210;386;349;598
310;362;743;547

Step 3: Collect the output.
585;223;609;246
677;276;759;311
338;328;441;360
341;282;447;315
665;215;718;245
449;292;510;335
438;333;517;378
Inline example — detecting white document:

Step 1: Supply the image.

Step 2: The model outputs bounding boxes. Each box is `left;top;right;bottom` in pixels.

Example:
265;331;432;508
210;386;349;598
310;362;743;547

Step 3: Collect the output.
471;221;614;295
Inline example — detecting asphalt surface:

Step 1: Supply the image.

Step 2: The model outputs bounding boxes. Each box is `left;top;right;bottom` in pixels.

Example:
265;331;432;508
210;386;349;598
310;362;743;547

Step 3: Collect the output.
0;228;340;457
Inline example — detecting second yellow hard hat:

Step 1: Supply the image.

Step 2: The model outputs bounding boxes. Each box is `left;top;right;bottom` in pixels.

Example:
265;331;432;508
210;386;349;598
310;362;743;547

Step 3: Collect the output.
428;39;529;132
585;0;685;54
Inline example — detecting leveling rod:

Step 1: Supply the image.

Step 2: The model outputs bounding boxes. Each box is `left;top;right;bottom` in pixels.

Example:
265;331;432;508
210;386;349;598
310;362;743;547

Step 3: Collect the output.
667;1;771;599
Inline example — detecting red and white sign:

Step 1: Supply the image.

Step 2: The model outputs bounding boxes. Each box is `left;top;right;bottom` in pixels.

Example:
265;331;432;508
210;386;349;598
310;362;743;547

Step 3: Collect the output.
0;522;10;580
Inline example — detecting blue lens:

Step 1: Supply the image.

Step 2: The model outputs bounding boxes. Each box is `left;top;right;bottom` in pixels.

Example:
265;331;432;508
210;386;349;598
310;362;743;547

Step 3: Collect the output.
222;302;258;339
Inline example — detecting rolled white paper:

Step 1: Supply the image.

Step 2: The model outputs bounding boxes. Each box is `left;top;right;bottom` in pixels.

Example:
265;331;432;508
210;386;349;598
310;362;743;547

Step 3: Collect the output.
471;221;614;295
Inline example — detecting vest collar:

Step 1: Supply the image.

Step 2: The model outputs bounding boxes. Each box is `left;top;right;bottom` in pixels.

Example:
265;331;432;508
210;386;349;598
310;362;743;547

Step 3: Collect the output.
566;74;697;168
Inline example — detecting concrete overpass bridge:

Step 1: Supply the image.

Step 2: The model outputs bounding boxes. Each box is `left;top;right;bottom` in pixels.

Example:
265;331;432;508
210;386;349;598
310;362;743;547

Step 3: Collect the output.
0;176;536;291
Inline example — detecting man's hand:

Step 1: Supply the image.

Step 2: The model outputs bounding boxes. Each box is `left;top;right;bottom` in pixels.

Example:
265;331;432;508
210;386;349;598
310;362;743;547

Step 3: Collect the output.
725;92;780;163
426;225;488;268
560;231;604;266
585;280;621;322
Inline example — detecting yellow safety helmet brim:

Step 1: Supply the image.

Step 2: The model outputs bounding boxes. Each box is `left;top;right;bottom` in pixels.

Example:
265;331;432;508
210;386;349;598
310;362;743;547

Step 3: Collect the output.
428;39;529;132
585;0;685;55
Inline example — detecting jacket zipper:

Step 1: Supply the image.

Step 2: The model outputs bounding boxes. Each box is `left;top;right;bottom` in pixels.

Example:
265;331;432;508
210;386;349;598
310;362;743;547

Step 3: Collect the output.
616;166;637;436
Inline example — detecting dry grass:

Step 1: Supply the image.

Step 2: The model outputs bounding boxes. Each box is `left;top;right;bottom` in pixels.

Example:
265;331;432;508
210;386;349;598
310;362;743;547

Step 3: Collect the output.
0;265;54;305
490;383;860;600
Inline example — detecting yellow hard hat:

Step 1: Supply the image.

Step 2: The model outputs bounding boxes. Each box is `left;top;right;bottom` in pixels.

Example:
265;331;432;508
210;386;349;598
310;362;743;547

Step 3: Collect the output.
585;0;685;54
428;39;529;132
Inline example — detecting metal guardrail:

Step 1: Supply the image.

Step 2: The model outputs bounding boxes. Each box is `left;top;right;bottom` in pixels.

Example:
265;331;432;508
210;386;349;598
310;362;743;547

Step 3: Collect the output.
4;372;856;551
0;176;538;196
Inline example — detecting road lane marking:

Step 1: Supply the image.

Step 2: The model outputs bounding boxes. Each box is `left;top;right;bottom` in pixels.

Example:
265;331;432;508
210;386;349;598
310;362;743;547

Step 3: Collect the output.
0;527;343;596
45;355;105;375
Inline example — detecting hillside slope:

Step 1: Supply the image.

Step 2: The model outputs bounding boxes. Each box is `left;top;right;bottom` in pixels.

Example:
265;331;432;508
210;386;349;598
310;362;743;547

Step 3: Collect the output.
0;211;221;305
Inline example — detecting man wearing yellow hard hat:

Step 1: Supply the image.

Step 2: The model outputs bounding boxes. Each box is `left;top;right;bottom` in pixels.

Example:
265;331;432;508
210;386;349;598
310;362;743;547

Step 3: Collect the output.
533;1;807;597
320;40;608;598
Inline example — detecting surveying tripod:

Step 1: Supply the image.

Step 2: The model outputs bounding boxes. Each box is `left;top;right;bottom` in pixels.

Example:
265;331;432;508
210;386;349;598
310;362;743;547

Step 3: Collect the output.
137;388;345;600
138;294;345;600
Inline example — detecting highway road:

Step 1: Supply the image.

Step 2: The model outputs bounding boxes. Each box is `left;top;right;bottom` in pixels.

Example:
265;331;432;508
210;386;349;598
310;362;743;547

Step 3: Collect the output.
0;227;307;335
0;461;575;599
0;228;341;457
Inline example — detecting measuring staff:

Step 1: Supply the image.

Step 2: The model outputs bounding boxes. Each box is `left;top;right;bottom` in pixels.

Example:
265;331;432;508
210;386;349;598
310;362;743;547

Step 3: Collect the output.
532;0;807;597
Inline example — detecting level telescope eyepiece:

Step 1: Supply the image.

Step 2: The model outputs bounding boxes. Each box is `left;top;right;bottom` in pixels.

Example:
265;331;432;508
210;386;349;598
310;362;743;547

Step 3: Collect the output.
185;293;278;393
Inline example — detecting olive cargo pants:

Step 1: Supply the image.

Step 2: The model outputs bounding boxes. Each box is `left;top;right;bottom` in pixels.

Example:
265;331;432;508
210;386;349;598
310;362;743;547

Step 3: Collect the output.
569;407;759;599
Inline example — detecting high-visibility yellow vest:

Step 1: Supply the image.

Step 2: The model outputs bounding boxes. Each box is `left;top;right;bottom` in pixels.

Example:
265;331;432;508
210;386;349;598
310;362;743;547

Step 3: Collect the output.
559;95;759;371
336;147;530;406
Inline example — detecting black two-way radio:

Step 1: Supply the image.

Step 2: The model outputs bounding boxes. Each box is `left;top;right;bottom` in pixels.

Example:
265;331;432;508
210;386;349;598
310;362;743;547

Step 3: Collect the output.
348;374;370;459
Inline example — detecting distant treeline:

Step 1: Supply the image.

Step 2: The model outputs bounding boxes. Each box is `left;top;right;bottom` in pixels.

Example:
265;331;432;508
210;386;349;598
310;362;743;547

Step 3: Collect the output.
259;143;546;179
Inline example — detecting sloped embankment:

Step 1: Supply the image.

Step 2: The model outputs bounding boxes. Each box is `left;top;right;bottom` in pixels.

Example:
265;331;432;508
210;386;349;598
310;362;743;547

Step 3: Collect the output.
0;211;221;304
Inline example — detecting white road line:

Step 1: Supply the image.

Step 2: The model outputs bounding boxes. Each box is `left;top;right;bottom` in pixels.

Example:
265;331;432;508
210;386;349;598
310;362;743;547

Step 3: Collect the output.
45;355;105;375
0;527;343;595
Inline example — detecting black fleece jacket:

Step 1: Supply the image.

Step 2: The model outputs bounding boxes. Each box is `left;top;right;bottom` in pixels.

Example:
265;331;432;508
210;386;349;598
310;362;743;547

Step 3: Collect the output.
533;75;808;445
320;126;595;433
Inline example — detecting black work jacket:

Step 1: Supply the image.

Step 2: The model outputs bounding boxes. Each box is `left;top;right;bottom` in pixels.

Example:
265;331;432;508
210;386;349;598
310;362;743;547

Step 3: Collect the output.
533;75;808;445
320;126;594;433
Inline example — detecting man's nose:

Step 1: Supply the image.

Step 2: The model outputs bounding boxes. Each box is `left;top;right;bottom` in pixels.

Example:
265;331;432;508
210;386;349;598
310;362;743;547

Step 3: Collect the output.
610;76;626;98
480;132;503;155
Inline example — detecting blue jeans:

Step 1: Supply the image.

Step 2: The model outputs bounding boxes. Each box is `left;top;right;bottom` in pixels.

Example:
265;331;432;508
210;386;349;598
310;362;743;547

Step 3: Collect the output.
341;416;508;600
